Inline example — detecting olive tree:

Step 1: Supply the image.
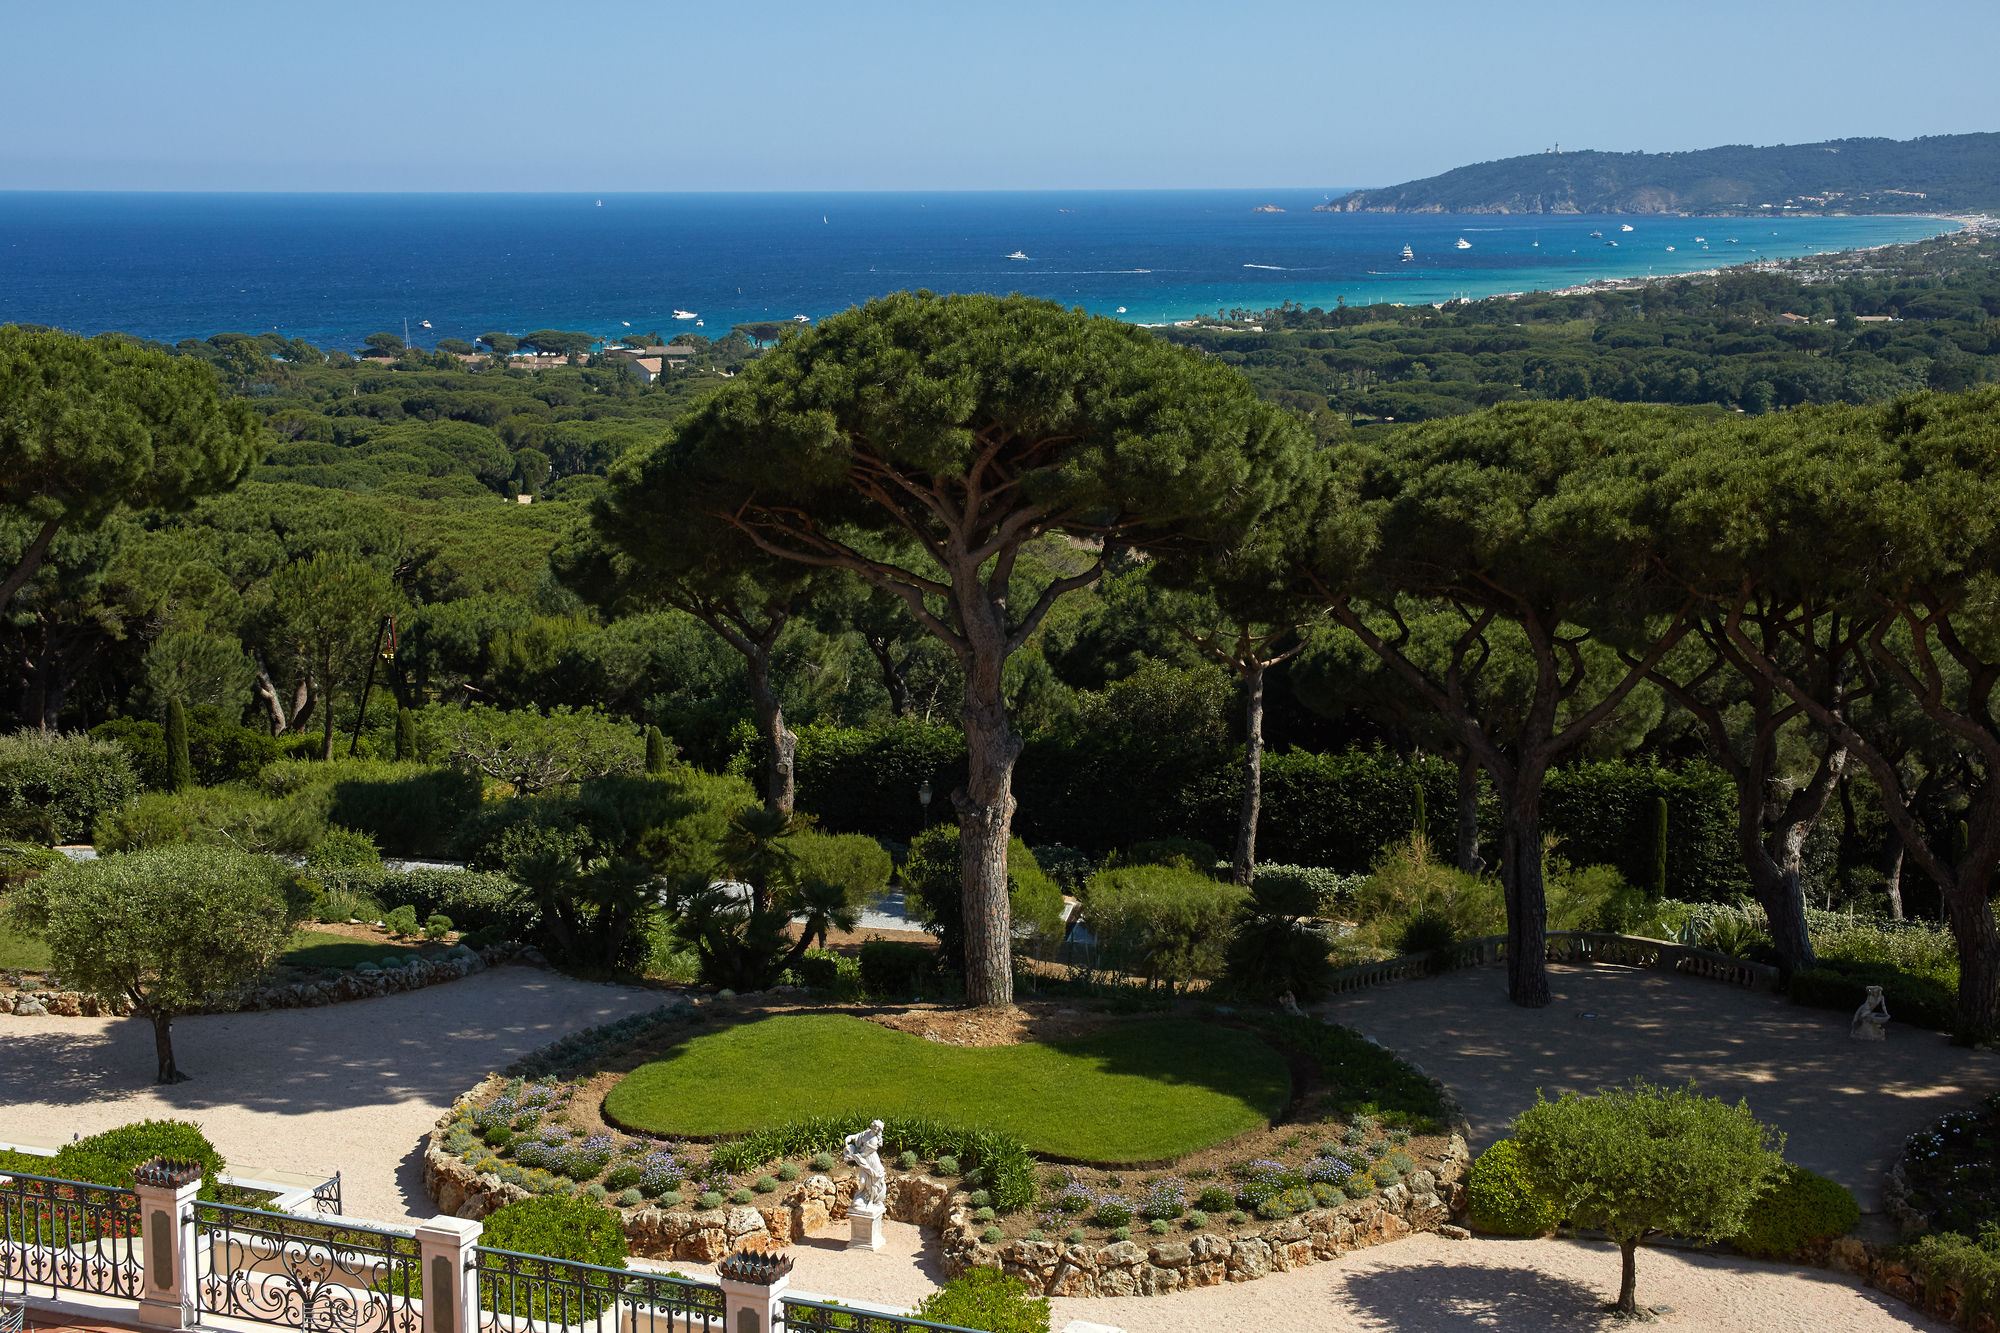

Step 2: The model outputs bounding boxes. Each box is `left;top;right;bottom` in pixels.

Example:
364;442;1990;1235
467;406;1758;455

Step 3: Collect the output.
597;292;1310;1005
0;326;261;611
5;845;301;1082
1513;1080;1783;1315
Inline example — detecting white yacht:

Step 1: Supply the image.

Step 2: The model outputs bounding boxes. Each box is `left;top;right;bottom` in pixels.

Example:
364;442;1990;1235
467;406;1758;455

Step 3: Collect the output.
1666;246;1676;252
1400;244;1415;262
673;310;698;320
1455;237;1471;249
1006;250;1030;260
1621;224;1634;232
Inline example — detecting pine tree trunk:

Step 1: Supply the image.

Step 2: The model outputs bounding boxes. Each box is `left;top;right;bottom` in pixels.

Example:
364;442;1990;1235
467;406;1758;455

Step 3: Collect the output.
1883;831;1906;920
748;655;796;813
1233;661;1266;889
1496;762;1551;1007
867;637;913;719
954;661;1021;1009
1456;756;1482;874
1736;780;1818;976
1944;865;2000;1043
1615;1238;1639;1315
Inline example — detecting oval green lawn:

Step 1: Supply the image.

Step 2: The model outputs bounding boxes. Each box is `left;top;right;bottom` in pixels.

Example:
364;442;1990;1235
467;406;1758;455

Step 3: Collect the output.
602;1014;1289;1164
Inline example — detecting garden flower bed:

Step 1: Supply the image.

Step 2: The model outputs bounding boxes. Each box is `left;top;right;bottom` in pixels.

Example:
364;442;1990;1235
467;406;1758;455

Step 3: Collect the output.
422;993;1475;1296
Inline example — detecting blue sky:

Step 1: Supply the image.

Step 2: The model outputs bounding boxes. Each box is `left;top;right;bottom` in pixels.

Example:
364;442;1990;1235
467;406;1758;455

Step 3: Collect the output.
5;0;1994;192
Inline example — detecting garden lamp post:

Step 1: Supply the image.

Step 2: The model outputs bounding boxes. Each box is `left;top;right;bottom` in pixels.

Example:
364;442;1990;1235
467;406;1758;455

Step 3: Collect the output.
919;779;932;828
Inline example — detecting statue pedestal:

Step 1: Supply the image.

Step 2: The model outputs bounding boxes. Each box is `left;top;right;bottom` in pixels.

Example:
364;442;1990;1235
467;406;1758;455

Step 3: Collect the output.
847;1202;885;1251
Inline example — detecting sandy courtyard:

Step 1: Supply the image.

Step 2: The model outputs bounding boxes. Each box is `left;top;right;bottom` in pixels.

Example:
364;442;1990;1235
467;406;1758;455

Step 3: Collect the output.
0;962;663;1222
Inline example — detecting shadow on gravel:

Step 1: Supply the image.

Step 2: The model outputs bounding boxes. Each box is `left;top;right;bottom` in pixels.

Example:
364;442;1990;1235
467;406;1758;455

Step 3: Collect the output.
1336;1252;1618;1330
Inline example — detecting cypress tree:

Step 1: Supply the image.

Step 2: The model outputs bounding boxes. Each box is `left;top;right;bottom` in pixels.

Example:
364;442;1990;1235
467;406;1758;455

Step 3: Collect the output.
1648;796;1669;900
645;725;671;775
165;697;193;792
395;707;419;762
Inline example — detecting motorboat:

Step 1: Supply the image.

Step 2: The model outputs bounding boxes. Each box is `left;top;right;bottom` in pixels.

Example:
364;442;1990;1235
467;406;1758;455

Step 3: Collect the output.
1621;224;1634;232
1455;237;1471;249
1666;246;1676;252
1400;244;1415;262
1589;230;1603;238
673;310;699;319
1006;250;1030;260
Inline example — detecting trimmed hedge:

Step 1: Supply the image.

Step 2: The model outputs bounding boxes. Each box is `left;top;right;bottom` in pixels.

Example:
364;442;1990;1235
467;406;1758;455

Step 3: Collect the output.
859;939;936;996
1790;959;1956;1031
311;866;525;933
1728;1163;1859;1258
0;729;140;845
484;1195;628;1266
772;724;1743;898
91;710;279;790
912;1266;1051;1333
39;1120;227;1199
1466;1139;1563;1236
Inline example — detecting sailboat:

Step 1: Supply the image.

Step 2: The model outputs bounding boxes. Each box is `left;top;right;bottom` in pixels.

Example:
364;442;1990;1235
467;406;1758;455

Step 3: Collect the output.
1455;237;1471;249
1400;244;1414;262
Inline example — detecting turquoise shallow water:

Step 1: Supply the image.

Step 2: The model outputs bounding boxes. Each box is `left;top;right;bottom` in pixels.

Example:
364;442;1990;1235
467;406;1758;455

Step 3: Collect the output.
0;190;1953;347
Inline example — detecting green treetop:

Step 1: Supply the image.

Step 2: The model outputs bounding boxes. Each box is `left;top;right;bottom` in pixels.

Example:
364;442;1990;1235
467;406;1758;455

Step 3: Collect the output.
596;291;1311;1006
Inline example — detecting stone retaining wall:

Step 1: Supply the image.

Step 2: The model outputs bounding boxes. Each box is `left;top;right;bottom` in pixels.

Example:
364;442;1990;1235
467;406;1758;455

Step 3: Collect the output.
420;1101;1472;1298
1;942;522;1017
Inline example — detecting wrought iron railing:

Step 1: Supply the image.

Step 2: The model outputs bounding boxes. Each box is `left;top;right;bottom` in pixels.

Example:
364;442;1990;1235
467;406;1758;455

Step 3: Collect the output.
0;1169;142;1300
192;1200;420;1333
473;1247;724;1333
780;1296;983;1333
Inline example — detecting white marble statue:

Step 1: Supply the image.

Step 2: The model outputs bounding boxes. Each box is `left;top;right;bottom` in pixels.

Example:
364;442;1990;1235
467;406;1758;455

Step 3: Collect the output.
843;1119;887;1209
1851;984;1891;1041
1279;991;1304;1017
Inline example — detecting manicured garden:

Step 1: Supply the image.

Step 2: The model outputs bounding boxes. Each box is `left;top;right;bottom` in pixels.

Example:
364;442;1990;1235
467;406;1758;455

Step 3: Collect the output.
601;1013;1289;1165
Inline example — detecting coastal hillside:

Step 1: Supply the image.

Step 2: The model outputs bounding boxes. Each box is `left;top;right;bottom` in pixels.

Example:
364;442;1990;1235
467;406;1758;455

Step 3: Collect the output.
1321;132;2000;216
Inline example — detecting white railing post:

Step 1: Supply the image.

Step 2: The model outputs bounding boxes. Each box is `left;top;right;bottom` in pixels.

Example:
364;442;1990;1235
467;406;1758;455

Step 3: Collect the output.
414;1216;483;1333
717;1251;792;1333
132;1159;203;1330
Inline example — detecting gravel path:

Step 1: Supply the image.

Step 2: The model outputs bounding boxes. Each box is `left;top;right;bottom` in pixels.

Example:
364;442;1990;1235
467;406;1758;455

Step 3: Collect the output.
1323;962;2000;1210
0;962;662;1223
651;1223;1932;1332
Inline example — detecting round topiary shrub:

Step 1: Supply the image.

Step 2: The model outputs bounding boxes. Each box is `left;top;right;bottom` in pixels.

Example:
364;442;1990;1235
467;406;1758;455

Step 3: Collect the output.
1066;1228;1086;1244
1466;1139;1563;1237
698;1191;725;1210
483;1196;628;1266
1187;1210;1209;1229
812;1152;836;1172
1727;1164;1860;1259
729;1187;754;1205
778;1162;801;1181
619;1188;643;1207
973;1206;996;1222
981;1225;1004;1244
1229;1210;1249;1225
968;1189;992;1209
1148;1219;1170;1235
753;1175;779;1194
585;1183;607;1201
936;1155;960;1176
898;1150;919;1171
1109;1226;1130;1242
1024;1228;1045;1242
658;1191;683;1208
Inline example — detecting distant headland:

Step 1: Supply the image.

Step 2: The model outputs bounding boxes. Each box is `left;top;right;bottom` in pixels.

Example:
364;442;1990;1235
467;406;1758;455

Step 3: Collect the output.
1318;131;2000;216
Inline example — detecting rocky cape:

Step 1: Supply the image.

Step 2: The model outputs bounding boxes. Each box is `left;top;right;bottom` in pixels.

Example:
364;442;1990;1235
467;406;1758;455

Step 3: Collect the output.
1319;133;2000;216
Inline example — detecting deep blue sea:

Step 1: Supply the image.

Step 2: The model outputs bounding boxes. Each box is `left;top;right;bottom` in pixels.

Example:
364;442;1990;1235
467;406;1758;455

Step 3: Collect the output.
0;191;1956;349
